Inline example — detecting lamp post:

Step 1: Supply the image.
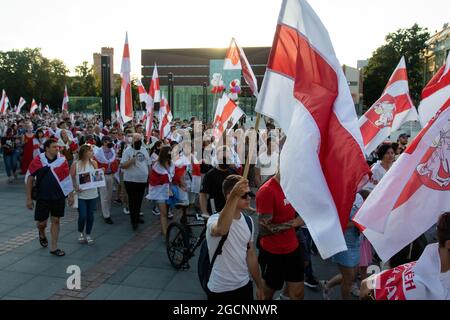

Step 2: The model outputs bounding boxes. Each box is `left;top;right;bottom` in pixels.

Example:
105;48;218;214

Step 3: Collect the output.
202;82;208;123
167;72;174;118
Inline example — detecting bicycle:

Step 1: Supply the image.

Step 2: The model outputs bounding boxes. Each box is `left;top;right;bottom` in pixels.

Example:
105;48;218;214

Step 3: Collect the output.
166;212;209;270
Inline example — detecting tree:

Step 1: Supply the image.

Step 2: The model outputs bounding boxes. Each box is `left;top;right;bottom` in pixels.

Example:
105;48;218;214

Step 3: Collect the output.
68;61;99;97
363;24;430;108
0;48;69;110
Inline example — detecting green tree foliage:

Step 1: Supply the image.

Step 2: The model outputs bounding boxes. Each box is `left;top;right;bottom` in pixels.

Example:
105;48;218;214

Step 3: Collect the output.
68;61;100;97
0;49;103;112
0;48;69;110
363;24;430;108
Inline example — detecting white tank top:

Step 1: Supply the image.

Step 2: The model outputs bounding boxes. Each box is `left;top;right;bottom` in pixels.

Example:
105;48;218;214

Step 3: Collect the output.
76;160;99;200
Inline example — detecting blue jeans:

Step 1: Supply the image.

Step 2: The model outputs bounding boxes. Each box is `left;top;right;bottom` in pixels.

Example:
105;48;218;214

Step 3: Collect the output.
3;150;19;177
78;198;97;235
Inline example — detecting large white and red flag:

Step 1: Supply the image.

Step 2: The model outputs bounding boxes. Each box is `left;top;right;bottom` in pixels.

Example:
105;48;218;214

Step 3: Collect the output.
16;97;26;114
159;93;173;140
353;97;450;262
212;93;244;139
30;99;38;115
359;57;418;155
223;38;259;97
418;53;450;127
25;153;73;196
120;32;133;123
0;90;9;114
255;0;370;259
61;85;69;112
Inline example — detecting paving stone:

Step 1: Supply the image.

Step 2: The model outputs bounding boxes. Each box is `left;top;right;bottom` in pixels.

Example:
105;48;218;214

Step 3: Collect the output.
7;276;66;299
122;267;176;290
0;271;35;297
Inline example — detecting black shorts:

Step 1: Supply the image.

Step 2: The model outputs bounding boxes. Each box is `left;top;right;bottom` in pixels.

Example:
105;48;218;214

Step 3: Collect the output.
35;199;66;222
258;245;304;290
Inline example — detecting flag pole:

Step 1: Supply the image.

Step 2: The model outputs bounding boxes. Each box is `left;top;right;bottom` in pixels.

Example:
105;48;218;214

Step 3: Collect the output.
242;112;260;179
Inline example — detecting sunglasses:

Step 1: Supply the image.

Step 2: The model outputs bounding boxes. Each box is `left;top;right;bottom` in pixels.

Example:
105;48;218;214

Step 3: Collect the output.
241;192;254;199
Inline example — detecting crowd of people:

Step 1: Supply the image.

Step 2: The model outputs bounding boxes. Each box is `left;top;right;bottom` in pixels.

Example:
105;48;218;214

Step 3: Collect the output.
0;109;448;300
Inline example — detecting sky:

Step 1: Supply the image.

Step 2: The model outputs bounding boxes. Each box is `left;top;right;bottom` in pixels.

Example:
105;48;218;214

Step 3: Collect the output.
1;0;449;77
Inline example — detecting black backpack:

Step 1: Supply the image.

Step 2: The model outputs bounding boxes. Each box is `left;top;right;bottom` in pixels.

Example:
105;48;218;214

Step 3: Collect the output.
197;214;253;293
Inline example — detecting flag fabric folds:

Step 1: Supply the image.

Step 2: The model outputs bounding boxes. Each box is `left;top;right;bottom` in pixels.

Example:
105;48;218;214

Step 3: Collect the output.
0;90;8;114
61;85;69;112
255;0;370;259
120;32;133;123
159;93;173;140
223;38;259;97
30;99;38;115
17;97;26;114
418;53;450;127
359;57;418;155
353;97;450;262
212;94;244;139
25;153;73;196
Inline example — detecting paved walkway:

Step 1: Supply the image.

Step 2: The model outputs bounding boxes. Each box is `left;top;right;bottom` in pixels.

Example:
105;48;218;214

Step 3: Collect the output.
0;173;348;300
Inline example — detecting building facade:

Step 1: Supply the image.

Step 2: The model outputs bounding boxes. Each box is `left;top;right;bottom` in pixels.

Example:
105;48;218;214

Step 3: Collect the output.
141;47;270;122
93;47;114;91
424;24;450;83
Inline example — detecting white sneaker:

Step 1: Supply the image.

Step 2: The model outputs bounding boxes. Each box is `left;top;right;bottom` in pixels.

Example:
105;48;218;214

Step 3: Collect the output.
168;211;174;219
86;235;94;245
123;208;130;215
277;293;290;300
78;233;86;244
139;212;144;216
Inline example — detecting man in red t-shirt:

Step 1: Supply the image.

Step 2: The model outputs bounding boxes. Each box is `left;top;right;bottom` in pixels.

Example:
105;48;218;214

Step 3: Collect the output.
256;171;305;300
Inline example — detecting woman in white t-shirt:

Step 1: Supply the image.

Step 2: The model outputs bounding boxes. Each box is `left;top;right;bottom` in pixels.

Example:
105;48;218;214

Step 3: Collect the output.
70;144;98;245
365;144;395;191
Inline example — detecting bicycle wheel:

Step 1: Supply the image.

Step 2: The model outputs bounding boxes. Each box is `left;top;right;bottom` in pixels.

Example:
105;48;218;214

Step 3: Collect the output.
166;222;190;270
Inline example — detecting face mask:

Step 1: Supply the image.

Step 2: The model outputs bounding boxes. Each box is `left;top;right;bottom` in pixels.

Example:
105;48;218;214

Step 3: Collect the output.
107;142;114;148
133;141;142;150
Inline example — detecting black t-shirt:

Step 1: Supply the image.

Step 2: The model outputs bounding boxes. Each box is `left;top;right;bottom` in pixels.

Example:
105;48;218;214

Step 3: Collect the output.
1;137;16;155
200;167;237;214
31;155;65;201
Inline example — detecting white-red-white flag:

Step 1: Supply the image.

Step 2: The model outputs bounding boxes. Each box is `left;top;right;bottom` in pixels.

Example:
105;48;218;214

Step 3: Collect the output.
212;94;244;139
159;93;173;140
255;0;370;259
115;97;124;130
223;38;259;97
30;99;38;115
148;64;160;106
137;79;149;107
418;53;450;127
25;153;73;196
61;85;69;111
44;105;51;113
0;90;8;114
354;97;450;262
359;57;418;155
17;97;26;114
120;32;133;123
